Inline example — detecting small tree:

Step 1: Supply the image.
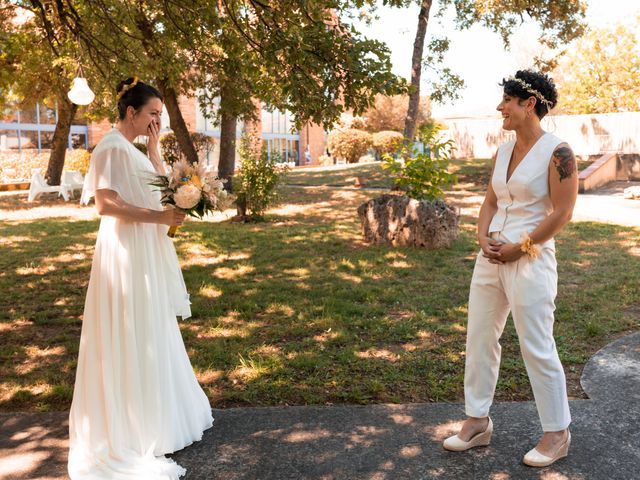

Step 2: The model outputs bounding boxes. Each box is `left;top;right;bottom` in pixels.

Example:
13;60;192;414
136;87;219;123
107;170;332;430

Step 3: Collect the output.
372;131;404;158
364;94;431;133
64;149;91;175
233;135;287;221
553;22;640;114
382;124;456;201
327;129;373;164
160;132;216;165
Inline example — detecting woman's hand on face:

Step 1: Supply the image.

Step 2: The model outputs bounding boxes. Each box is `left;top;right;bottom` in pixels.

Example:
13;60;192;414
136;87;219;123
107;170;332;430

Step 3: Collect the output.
147;121;161;153
479;236;505;264
161;207;186;227
147;119;159;142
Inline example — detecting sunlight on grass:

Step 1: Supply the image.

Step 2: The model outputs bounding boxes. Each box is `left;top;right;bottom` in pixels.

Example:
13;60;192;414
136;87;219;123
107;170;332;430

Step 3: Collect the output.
198;326;248;339
264;304;295;317
230;354;275;382
214;265;256;280
1;160;639;412
195;369;224;385
313;330;340;344
356;348;401;362
199;284;223;299
182;248;251;268
282;267;310;279
0;235;35;247
16;346;67;375
390;260;411;268
336;272;362;284
1;381;52;403
15;264;57;275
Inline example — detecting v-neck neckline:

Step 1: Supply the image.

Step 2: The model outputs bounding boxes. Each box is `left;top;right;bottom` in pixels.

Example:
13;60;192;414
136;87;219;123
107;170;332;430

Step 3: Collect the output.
506;132;547;184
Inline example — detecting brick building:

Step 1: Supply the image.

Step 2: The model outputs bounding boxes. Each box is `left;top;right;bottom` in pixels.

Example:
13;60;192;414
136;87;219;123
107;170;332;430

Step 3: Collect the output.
1;93;328;171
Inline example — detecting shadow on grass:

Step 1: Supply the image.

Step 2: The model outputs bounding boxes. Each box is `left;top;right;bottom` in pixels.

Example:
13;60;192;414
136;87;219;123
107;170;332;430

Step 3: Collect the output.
1;185;639;412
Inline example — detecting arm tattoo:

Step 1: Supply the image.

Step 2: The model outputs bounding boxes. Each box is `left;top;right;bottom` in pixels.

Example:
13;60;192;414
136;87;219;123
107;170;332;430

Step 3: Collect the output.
552;146;576;182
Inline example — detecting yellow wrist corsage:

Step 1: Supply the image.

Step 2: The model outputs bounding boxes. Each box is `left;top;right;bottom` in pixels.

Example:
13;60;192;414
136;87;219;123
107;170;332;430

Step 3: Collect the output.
519;232;540;259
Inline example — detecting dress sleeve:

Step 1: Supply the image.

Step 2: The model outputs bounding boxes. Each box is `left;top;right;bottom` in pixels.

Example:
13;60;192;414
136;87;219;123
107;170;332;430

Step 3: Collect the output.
81;145;131;205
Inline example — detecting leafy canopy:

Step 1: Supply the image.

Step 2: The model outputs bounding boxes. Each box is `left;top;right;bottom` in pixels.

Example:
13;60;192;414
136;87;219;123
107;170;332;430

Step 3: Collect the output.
553;20;640;114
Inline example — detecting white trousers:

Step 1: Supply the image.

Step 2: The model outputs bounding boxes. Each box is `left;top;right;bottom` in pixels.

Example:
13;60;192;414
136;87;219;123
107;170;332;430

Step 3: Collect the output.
464;239;571;431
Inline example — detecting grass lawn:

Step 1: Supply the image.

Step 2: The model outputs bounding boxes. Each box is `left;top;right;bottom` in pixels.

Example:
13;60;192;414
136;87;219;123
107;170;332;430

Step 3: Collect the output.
285;158;493;192
1;162;639;412
284;162;393;188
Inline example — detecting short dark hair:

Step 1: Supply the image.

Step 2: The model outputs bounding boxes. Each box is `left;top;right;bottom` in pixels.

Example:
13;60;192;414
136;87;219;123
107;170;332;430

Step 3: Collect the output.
500;70;558;119
116;77;163;120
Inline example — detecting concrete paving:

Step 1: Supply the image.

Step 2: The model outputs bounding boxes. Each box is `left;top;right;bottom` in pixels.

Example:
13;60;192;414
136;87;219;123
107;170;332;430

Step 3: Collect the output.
572;181;640;227
1;330;639;480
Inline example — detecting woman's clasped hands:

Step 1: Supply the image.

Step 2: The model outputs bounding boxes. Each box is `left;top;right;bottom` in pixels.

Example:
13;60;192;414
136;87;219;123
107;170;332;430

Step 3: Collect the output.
479;236;524;264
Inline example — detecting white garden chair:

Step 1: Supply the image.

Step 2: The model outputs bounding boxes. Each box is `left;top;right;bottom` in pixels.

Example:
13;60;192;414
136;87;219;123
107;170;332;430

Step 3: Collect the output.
28;172;70;202
62;170;85;199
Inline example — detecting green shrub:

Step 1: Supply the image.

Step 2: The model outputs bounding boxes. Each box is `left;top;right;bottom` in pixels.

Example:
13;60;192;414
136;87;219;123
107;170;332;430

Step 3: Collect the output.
233;135;288;221
327;129;373;164
372;130;404;157
159;131;216;165
382;124;457;201
65;149;91;175
318;154;334;166
0;150;49;180
133;142;148;155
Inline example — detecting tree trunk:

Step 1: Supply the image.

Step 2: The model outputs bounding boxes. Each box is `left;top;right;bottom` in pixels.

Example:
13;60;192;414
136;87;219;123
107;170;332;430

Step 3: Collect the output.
403;0;433;141
156;78;199;164
45;95;78;186
243;97;263;159
218;88;238;192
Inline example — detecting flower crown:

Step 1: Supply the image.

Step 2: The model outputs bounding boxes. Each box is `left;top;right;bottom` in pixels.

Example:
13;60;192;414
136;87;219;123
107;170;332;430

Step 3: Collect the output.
116;76;140;102
506;76;553;109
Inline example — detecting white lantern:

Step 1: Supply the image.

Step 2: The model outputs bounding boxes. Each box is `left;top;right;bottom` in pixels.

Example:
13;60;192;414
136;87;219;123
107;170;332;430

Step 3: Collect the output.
67;77;95;105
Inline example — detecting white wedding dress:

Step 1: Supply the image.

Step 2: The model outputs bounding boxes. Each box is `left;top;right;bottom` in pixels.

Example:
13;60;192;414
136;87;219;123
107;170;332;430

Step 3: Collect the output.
68;129;213;479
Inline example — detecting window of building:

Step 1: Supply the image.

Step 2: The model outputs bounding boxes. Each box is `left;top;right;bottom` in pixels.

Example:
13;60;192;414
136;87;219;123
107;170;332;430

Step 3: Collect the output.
0;102;89;153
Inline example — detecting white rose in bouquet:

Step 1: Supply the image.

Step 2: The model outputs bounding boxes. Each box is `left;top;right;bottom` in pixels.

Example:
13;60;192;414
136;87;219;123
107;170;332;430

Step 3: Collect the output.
149;160;230;237
174;184;201;209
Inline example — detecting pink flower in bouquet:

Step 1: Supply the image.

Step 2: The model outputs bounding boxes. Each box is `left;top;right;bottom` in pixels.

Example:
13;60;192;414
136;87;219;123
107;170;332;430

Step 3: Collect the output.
173;184;201;209
149;158;229;237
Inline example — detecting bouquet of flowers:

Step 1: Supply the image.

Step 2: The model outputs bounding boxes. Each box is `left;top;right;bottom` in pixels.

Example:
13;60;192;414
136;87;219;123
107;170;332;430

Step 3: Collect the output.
150;158;229;237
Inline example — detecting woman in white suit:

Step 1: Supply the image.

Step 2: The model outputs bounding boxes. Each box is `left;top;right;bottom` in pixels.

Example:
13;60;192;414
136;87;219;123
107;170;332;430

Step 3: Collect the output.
443;70;578;467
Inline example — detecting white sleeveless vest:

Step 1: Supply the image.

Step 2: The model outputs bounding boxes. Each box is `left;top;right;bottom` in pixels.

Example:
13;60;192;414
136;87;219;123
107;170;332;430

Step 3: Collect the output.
488;132;563;248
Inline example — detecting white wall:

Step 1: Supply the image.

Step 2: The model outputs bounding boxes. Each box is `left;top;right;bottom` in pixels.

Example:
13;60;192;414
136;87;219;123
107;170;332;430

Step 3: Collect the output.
440;112;640;159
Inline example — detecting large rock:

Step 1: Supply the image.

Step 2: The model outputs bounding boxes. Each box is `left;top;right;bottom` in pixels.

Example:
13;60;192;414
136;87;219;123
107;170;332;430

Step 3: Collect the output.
357;194;459;248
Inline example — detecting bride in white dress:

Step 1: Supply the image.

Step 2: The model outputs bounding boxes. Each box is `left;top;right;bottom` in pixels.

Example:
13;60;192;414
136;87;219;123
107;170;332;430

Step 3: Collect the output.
68;77;213;479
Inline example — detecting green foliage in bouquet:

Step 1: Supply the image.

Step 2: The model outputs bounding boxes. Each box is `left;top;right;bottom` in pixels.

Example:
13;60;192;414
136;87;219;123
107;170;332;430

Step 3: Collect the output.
160;132;216;165
382;123;457;201
234;135;288;221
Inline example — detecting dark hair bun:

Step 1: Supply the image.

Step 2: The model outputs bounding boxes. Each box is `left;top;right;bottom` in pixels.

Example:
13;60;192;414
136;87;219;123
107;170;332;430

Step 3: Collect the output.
500;70;558;119
116;77;163;120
